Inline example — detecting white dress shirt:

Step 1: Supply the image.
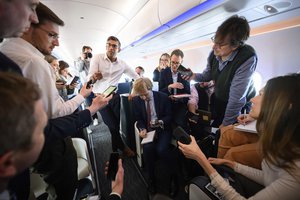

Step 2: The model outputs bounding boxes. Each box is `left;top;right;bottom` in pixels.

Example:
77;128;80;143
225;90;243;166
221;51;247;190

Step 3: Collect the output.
88;53;139;94
0;38;84;119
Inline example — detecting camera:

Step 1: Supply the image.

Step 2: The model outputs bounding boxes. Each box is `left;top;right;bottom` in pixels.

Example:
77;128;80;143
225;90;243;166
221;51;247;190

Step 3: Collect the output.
84;52;93;59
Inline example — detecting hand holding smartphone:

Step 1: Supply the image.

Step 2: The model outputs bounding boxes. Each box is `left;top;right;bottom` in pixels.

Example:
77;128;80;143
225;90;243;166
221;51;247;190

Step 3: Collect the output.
173;126;191;144
107;152;120;180
70;76;79;85
102;85;117;97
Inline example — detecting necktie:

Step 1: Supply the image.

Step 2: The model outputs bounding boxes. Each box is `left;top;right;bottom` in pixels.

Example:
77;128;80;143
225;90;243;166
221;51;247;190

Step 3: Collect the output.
146;100;151;131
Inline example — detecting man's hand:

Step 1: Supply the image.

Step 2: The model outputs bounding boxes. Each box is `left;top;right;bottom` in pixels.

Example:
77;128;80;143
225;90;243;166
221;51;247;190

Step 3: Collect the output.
93;71;103;81
88;94;113;115
168;82;184;89
105;159;124;197
182;72;196;81
79;83;92;98
139;129;147;138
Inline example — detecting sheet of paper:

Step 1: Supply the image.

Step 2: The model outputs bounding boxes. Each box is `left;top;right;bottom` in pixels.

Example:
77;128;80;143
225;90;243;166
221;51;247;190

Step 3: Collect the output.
141;130;156;144
173;94;191;98
234;120;258;134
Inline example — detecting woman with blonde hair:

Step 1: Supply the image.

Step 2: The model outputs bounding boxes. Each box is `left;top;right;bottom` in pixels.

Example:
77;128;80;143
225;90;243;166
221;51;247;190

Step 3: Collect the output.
179;73;300;199
153;53;170;82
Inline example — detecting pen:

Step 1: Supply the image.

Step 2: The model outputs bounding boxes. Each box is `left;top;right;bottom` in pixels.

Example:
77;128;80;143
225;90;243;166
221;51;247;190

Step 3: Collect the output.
243;110;247;126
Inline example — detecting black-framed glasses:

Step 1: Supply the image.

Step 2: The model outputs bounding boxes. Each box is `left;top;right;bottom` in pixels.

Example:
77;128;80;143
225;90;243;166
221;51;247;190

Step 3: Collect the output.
211;36;229;48
171;61;181;66
37;27;59;40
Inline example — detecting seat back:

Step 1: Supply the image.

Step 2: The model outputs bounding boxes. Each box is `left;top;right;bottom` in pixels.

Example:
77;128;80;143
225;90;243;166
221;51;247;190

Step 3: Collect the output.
30;138;92;199
71;138;91;180
134;121;143;167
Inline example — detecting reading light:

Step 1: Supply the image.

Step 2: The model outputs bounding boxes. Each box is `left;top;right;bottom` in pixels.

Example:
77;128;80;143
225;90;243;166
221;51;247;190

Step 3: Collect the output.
264;5;278;14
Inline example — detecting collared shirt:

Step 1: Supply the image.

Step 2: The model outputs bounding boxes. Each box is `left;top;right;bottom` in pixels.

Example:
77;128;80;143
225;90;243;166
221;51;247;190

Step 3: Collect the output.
88;53;139;94
0;38;85;119
144;91;158;122
194;49;257;125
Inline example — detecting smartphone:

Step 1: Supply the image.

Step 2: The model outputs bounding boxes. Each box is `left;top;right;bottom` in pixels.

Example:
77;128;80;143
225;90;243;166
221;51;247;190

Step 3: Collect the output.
178;65;193;77
70;76;79;85
107;152;119;180
205;183;223;199
102;85;117;97
86;79;94;89
173;126;191;144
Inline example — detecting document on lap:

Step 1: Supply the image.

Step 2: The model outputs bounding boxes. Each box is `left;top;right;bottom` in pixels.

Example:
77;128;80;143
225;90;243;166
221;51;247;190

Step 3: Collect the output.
173;94;191;98
141;130;156;144
234;120;258;134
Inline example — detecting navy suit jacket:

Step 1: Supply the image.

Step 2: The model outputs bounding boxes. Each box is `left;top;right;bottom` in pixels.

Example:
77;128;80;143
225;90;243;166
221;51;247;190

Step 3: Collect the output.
132;91;172;132
159;67;190;104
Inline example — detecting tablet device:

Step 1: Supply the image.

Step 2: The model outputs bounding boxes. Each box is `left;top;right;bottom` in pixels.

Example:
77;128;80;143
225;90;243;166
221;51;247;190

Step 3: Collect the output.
70;76;79;85
173;126;191;144
107;152;119;180
103;85;117;97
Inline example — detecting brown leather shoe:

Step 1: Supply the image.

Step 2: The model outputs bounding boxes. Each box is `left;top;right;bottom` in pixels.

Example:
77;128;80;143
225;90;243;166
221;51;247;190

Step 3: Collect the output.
122;147;135;157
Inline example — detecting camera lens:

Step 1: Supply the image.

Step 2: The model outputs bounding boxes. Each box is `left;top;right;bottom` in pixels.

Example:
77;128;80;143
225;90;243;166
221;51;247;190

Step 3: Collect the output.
87;52;92;58
84;52;93;59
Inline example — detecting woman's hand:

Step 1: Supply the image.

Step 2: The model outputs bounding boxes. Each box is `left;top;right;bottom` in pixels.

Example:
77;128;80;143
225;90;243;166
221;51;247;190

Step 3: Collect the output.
208;157;236;169
237;114;255;124
178;135;204;161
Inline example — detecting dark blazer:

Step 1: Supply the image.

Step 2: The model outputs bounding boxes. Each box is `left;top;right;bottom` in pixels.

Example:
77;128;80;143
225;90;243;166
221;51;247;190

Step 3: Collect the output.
0;52;22;74
2;59;93;200
159;67;190;96
132;91;172;132
45;109;92;145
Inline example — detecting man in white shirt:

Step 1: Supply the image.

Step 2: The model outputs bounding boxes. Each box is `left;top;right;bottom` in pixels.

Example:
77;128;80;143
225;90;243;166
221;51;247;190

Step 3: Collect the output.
0;2;92;119
88;36;139;156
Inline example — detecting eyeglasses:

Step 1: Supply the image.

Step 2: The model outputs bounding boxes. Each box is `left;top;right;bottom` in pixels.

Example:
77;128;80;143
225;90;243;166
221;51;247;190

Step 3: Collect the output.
37;27;59;40
106;43;119;49
211;36;229;48
171;61;181;66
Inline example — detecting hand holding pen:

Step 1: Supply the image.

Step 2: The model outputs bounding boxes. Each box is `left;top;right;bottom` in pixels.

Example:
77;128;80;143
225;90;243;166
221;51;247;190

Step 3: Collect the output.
237;111;255;125
243;110;247;126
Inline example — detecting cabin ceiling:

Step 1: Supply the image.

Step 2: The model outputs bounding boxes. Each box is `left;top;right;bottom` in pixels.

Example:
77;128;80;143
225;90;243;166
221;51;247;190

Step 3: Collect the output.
41;0;300;62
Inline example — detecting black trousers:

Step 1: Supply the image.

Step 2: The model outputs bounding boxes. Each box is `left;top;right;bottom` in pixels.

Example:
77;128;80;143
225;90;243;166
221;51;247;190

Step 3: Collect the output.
99;94;125;151
34;137;78;200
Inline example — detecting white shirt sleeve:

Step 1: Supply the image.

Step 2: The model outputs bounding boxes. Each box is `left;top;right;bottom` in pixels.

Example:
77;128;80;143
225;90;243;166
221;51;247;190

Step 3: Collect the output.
87;54;100;80
124;62;139;80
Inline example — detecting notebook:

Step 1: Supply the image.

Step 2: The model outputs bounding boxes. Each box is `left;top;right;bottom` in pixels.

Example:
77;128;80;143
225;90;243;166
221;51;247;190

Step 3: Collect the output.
173;94;191;98
141;130;156;144
234;120;258;134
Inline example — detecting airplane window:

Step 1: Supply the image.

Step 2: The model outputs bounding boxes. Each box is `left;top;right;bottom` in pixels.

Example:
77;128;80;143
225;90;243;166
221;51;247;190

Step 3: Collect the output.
252;71;263;95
